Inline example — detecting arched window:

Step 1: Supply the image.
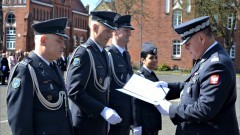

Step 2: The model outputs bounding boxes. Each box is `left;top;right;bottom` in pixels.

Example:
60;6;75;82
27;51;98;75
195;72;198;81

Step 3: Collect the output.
173;9;182;26
6;12;16;24
17;0;21;4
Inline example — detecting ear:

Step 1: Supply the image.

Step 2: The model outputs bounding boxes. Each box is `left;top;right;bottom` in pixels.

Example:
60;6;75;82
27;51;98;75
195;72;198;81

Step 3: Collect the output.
93;23;99;32
199;32;205;44
141;57;145;63
40;35;47;44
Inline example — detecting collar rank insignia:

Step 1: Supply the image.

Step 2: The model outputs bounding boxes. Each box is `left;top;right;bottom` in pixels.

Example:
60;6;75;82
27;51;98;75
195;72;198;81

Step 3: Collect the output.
12;78;21;89
210;74;220;85
72;58;80;66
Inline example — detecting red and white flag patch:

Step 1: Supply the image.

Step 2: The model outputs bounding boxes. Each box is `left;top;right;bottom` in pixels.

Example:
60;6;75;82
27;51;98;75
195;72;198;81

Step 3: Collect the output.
210;74;220;85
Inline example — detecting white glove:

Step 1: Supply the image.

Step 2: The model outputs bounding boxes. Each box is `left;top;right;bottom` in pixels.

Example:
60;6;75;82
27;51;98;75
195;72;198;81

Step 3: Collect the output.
155;99;172;116
133;126;142;135
154;81;168;88
100;107;122;125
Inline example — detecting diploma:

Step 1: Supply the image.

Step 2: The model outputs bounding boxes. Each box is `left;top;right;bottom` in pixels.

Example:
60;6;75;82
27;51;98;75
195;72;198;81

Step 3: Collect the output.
116;74;169;105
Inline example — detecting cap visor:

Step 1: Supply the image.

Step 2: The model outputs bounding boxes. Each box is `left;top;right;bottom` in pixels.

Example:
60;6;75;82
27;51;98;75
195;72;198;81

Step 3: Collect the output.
180;36;191;45
56;33;69;39
119;26;135;30
102;22;116;30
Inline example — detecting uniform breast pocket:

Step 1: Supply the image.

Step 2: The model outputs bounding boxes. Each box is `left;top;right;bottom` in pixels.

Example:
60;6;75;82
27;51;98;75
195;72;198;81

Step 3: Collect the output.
96;65;107;85
181;83;196;104
39;83;59;102
116;64;127;73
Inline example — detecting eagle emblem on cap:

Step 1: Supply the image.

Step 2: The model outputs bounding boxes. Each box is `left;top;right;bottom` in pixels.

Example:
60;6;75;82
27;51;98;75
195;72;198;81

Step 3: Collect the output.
114;14;121;22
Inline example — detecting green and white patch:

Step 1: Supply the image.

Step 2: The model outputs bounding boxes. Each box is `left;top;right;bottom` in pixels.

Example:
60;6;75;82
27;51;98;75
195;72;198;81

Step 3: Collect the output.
12;78;21;89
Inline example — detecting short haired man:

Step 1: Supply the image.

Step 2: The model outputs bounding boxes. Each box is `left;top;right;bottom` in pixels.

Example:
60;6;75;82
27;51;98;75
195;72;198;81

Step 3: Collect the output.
155;16;240;135
7;17;73;135
66;11;122;135
106;15;134;135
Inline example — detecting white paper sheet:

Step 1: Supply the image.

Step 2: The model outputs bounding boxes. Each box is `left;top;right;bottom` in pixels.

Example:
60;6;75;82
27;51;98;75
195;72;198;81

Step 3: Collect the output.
116;74;169;105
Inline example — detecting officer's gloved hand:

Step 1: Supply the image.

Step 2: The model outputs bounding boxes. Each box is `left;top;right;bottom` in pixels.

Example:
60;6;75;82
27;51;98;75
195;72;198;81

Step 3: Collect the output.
155;99;171;116
100;107;122;125
133;126;142;135
154;81;168;88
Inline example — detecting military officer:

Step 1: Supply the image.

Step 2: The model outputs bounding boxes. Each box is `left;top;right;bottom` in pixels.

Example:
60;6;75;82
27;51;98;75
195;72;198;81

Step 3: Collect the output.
66;11;122;135
106;15;134;135
155;16;240;135
7;17;73;135
133;42;162;135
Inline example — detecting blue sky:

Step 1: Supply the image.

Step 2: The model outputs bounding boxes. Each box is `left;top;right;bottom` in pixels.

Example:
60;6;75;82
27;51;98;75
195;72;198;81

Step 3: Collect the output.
81;0;100;11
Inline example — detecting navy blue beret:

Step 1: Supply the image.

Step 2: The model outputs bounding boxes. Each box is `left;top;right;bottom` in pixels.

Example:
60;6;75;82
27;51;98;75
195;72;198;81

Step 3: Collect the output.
91;11;120;30
174;16;210;45
142;42;157;55
32;17;69;39
115;15;134;30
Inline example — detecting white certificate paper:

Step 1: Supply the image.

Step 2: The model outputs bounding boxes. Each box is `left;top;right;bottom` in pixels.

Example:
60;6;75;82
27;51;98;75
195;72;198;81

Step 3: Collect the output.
116;74;169;105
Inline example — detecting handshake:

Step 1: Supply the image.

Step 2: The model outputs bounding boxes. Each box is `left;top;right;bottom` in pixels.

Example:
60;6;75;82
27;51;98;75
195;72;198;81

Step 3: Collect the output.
154;81;172;116
100;107;122;125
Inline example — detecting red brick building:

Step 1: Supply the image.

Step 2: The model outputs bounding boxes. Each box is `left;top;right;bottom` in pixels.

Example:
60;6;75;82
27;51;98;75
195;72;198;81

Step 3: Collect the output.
96;0;240;72
1;0;89;55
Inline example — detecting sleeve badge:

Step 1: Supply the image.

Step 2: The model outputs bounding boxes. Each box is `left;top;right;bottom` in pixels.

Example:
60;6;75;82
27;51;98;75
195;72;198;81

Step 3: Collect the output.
210;74;220;85
72;58;80;66
12;78;21;89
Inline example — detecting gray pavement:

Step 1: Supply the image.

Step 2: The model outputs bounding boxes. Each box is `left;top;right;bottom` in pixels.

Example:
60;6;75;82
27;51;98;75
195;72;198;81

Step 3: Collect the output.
0;75;239;135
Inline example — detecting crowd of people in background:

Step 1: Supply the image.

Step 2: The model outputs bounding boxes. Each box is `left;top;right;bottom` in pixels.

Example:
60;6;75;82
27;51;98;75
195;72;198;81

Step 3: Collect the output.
0;49;72;85
0;50;29;85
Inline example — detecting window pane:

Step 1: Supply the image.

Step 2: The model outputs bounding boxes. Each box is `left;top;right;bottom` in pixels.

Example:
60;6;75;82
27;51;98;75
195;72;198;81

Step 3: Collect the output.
172;40;181;58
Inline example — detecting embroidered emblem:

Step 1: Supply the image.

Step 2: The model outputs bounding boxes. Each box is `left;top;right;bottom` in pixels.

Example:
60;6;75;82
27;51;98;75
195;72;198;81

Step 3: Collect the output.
211;56;219;62
72;58;80;66
210;74;220;85
12;78;21;89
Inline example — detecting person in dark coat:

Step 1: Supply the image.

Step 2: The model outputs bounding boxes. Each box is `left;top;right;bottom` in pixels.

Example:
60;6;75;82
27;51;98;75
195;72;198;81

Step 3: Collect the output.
133;42;162;135
57;52;67;77
106;15;134;135
7;17;73;135
1;53;10;85
155;16;240;135
66;11;122;135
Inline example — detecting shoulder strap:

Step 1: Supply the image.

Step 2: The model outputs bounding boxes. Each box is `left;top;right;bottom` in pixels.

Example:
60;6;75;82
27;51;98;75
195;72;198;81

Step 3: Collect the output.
8;57;32;88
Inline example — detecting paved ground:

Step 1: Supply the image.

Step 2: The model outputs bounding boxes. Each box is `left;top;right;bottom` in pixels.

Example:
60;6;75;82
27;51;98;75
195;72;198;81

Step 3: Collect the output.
0;74;239;135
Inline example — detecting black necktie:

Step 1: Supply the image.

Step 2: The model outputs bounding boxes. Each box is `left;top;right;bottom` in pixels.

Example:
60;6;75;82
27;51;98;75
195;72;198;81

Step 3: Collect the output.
50;62;57;71
123;51;132;74
150;71;158;81
102;50;107;63
122;51;128;64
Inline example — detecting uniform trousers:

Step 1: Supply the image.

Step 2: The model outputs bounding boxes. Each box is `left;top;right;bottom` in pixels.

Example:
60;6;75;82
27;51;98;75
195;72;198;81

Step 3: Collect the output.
108;126;131;135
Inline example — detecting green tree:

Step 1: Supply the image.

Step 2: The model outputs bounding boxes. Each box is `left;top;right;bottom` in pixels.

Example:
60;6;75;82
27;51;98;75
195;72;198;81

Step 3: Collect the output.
189;0;240;53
